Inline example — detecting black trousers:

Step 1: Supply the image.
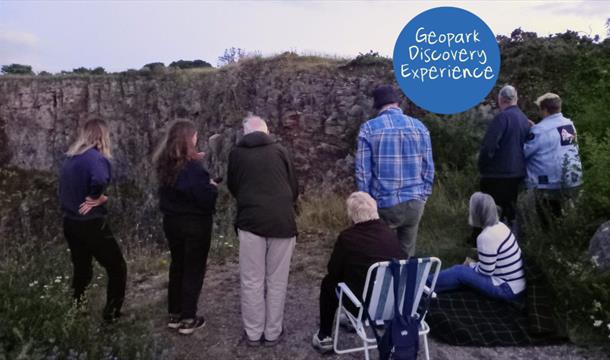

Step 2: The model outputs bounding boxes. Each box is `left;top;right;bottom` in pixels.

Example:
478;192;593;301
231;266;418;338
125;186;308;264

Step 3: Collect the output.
163;215;213;320
480;177;523;223
319;275;361;338
63;217;127;319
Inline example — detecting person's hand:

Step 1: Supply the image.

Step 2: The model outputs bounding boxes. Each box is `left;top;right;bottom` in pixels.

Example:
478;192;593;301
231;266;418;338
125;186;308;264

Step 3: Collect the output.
79;195;108;215
463;256;475;265
527;119;535;127
194;152;206;159
210;179;218;187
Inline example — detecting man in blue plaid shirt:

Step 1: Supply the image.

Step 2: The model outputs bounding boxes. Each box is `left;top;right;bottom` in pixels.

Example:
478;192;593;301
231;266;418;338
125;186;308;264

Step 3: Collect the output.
355;85;434;257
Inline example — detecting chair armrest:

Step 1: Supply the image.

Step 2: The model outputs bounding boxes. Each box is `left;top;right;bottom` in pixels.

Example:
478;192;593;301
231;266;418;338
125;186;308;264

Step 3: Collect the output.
337;282;362;308
424;285;437;299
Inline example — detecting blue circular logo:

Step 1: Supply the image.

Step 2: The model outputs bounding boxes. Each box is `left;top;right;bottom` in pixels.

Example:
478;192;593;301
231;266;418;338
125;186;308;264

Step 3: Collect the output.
393;7;500;114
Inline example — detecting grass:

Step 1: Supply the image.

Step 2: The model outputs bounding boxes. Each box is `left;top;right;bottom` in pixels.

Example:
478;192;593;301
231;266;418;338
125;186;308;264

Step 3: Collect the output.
0;240;169;359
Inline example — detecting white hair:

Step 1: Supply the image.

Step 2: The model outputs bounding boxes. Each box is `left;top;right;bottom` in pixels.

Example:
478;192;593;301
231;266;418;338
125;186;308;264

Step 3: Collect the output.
243;114;269;135
498;85;518;104
346;192;379;224
468;192;499;228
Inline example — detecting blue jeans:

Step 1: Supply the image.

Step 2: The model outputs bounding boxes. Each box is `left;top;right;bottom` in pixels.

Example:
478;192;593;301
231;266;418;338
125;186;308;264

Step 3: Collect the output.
430;265;519;302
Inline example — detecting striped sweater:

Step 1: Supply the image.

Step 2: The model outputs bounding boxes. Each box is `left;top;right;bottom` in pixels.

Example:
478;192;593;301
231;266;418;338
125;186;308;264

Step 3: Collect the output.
474;222;526;294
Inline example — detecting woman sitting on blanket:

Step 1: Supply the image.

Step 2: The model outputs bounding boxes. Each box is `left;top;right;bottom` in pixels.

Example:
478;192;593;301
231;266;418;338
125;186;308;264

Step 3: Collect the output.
432;192;526;302
311;192;403;354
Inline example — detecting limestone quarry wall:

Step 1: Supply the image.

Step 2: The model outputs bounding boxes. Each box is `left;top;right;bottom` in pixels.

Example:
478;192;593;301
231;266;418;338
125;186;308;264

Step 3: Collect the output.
0;55;408;245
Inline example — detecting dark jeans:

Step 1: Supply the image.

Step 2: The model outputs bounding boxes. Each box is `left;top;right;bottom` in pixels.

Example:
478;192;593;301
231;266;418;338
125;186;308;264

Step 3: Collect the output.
163;215;213;320
319;275;361;338
378;200;426;257
480;177;522;224
63;217;127;319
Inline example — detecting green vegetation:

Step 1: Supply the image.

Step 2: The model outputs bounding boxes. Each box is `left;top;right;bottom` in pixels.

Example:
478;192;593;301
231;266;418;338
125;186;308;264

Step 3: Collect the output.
1;64;33;75
343;50;392;68
217;47;247;67
168;59;212;70
0;168;168;359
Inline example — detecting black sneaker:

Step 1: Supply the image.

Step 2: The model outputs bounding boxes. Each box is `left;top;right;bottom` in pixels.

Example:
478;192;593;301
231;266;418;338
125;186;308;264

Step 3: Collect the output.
178;316;206;335
263;329;284;347
102;311;123;324
244;332;262;347
167;314;181;329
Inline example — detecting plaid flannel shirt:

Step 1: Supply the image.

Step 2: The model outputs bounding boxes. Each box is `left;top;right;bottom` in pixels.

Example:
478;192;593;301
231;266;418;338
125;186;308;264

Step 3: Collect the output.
355;107;434;208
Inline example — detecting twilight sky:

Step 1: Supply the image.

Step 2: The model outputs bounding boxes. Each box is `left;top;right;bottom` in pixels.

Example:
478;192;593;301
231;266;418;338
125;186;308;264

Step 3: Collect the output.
0;0;608;73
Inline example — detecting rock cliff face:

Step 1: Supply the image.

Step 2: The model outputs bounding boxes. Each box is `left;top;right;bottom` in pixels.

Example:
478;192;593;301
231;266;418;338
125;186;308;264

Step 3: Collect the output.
0;55;408;244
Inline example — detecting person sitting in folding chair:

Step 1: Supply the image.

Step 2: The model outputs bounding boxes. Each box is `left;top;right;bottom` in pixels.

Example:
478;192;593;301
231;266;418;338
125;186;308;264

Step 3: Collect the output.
311;191;403;354
432;192;526;302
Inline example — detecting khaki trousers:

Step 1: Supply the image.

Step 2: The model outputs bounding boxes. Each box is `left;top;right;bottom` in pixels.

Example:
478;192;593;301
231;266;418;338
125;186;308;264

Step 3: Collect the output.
238;229;296;341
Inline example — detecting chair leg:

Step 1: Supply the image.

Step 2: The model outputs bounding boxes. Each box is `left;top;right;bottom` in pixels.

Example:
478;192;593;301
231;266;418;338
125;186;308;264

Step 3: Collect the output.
422;333;430;360
364;336;370;360
333;307;342;353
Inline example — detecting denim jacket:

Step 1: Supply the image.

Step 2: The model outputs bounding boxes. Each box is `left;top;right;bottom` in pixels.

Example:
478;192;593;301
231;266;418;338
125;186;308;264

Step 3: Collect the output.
523;113;583;190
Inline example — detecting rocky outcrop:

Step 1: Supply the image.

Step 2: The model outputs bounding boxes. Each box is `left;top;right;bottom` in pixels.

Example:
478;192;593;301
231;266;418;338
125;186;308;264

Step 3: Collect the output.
0;55;410;244
589;220;610;272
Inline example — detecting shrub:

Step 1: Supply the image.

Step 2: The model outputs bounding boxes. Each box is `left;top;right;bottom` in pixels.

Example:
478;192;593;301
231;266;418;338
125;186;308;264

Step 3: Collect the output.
168;59;212;70
580;130;610;218
1;64;33;75
91;67;106;75
344;51;391;68
217;47;246;67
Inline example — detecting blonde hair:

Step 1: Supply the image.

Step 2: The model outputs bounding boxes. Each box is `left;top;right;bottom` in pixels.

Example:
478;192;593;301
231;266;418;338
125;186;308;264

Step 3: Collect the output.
346;191;379;224
66;118;112;159
468;192;499;228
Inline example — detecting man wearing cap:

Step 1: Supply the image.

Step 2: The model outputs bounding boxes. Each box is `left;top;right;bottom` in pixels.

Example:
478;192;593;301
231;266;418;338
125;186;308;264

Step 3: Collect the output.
524;93;582;222
478;85;530;226
355;85;434;257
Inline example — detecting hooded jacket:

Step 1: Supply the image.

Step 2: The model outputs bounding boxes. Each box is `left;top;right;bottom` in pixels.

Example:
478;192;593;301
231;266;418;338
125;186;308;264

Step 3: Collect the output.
227;131;298;238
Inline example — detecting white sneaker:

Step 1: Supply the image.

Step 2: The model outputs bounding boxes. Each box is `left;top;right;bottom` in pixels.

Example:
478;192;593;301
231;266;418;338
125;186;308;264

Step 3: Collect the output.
311;330;333;354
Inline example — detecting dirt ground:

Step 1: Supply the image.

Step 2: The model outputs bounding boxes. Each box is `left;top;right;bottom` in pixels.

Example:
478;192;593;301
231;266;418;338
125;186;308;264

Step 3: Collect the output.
132;232;609;360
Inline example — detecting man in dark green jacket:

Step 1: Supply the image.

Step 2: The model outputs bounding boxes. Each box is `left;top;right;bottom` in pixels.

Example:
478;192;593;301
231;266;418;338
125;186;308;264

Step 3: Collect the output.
227;115;298;347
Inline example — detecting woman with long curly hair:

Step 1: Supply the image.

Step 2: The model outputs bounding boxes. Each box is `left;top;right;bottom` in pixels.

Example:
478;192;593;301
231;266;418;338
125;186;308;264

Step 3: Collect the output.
153;120;218;335
59;118;127;323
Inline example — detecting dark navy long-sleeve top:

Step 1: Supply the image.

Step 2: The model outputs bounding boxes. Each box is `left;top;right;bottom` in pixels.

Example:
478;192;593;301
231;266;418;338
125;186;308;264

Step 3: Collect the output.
159;160;218;217
59;148;111;220
478;105;530;178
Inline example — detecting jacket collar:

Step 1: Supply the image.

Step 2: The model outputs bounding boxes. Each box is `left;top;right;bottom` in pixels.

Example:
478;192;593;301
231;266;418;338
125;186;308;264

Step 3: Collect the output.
378;106;403;116
237;131;276;148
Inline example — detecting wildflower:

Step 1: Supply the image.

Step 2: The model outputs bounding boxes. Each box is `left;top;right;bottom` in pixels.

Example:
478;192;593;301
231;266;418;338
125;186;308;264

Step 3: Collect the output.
593;320;603;327
607;323;610;331
591;255;600;267
593;300;602;310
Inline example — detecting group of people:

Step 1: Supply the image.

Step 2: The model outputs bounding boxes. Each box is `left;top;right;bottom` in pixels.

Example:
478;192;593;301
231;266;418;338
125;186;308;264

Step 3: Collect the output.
57;83;581;352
